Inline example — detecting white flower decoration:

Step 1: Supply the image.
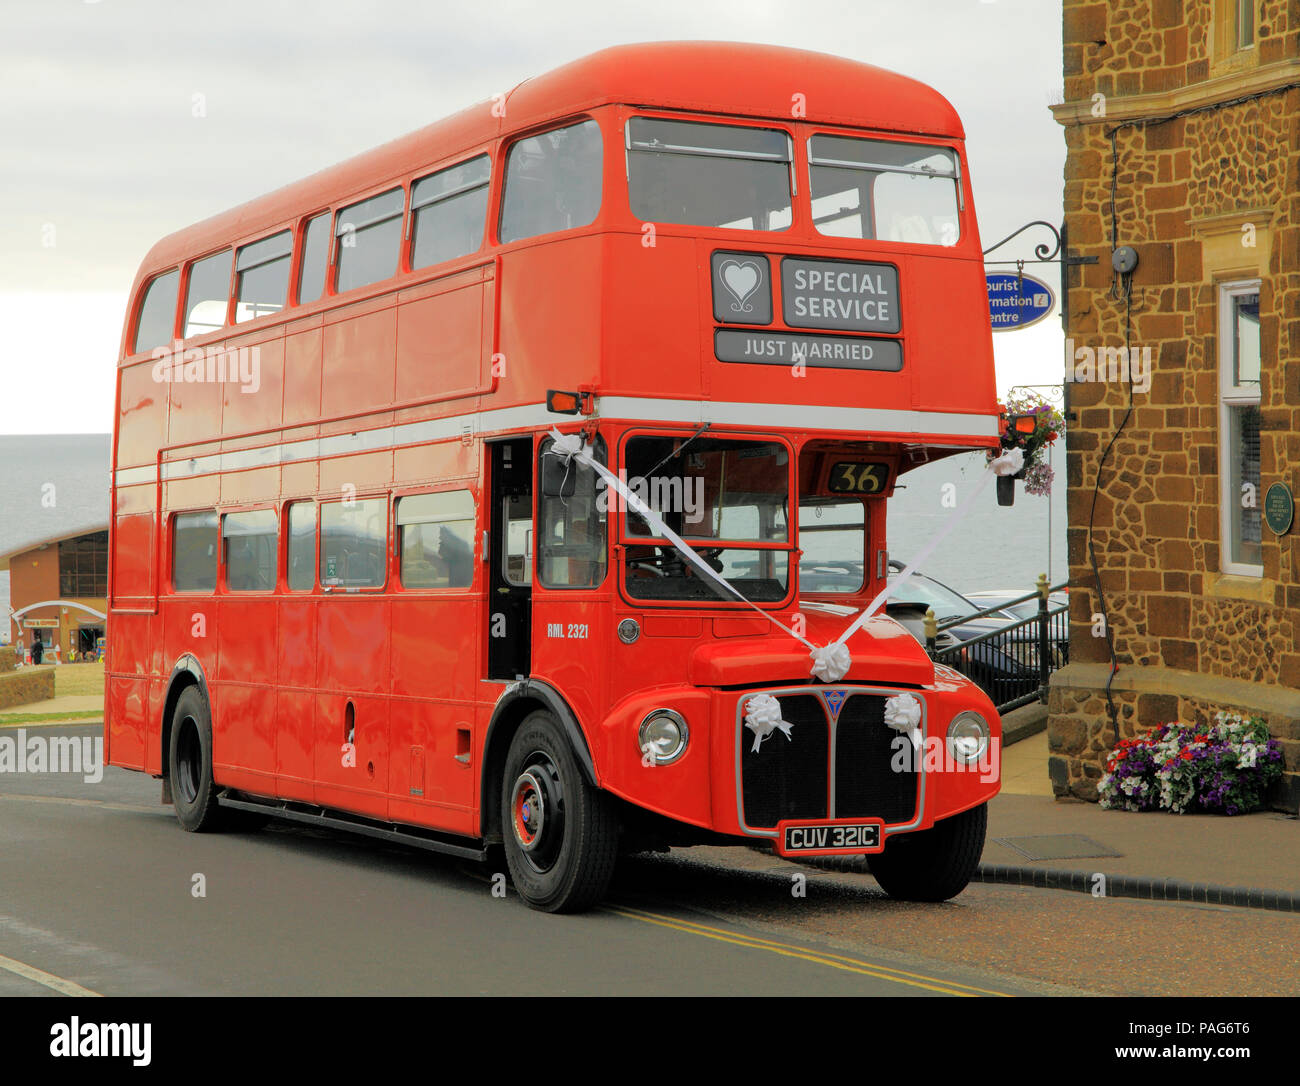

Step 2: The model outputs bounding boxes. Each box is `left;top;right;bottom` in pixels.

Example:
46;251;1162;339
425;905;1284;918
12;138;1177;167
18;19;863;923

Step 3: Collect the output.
884;693;923;751
743;694;793;753
810;642;851;684
990;447;1025;476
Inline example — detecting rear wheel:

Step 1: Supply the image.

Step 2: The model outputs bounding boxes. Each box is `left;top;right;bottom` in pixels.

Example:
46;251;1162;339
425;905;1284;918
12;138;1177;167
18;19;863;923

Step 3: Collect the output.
168;687;225;832
867;803;987;902
501;711;619;913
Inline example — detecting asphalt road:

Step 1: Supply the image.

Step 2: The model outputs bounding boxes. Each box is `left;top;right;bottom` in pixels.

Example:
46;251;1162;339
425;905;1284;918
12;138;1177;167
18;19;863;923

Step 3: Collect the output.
0;726;1294;998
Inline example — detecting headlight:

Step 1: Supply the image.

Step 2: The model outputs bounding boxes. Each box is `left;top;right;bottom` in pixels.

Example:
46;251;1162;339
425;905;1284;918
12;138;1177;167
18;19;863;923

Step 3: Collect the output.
947;711;989;763
638;709;689;765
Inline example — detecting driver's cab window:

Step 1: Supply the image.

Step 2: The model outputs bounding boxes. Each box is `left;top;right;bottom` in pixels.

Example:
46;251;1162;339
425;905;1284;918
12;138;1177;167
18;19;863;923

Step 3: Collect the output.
537;435;607;588
797;498;865;593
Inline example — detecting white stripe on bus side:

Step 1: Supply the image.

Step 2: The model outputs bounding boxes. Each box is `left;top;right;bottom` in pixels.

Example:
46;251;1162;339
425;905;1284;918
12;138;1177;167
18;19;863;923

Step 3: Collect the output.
113;397;999;486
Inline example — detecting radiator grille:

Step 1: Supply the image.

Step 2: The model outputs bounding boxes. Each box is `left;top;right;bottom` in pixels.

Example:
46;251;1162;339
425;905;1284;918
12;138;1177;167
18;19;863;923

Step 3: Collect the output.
740;695;827;828
738;689;921;830
834;695;919;825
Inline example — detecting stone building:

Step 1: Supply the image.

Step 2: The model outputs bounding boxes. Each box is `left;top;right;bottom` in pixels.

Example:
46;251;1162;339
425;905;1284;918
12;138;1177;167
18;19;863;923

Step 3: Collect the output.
1048;0;1300;809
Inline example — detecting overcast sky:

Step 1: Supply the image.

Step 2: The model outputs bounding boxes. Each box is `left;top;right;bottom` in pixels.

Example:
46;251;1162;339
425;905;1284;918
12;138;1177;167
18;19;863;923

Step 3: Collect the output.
0;0;1066;434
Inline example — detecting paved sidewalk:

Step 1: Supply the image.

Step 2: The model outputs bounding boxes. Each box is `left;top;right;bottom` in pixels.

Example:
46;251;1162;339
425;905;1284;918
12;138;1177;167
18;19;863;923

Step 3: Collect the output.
0;694;103;725
984;792;1300;894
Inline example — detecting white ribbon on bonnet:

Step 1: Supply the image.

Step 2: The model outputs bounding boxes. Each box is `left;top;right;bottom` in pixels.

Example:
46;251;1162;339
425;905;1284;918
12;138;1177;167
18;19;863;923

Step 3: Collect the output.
546;429;1023;686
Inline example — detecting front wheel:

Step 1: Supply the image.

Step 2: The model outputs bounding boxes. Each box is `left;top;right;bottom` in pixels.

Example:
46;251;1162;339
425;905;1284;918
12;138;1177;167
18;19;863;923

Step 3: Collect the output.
867;803;987;902
501;711;619;913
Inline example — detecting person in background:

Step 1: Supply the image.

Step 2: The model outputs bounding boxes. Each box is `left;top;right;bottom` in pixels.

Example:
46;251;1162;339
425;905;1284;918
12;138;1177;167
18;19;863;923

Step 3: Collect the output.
31;635;44;665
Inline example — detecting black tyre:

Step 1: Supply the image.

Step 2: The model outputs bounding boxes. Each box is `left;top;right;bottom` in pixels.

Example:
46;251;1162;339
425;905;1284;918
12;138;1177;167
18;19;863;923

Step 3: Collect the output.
500;711;619;913
168;686;227;832
867;803;987;902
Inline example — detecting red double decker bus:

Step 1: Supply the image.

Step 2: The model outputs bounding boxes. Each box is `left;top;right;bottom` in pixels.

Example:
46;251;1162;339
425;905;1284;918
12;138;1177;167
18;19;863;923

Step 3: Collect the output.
107;41;1003;912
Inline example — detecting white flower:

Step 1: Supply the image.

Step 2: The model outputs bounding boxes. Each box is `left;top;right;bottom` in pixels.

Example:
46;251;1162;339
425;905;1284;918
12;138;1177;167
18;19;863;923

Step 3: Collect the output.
743;694;793;753
884;694;923;750
810;643;851;683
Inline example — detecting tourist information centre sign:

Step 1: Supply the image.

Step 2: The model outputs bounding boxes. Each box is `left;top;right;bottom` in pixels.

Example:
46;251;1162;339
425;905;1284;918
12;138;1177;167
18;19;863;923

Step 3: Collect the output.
986;271;1056;332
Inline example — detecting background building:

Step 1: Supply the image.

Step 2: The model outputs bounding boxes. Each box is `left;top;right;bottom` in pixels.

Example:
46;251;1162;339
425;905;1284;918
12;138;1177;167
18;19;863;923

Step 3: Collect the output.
0;434;110;660
1048;0;1300;808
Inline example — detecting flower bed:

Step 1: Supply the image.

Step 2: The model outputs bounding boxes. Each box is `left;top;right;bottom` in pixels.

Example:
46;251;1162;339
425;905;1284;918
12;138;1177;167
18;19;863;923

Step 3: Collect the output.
1098;713;1284;815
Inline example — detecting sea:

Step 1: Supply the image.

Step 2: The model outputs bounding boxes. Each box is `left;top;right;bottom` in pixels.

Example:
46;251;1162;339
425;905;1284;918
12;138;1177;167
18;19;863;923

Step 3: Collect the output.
884;441;1068;596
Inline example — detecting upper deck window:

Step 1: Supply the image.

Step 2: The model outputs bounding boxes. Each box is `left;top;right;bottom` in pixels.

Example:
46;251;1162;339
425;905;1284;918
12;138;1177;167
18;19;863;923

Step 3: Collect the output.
183;249;232;338
235;231;292;324
627;118;793;232
411;156;491;268
809;135;961;246
133;269;179;354
499;119;603;244
335;188;405;293
297;212;330;304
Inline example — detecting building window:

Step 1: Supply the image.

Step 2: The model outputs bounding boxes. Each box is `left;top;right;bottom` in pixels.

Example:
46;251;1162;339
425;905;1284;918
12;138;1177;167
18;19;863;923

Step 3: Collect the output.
1236;0;1256;49
58;532;108;598
1219;282;1262;575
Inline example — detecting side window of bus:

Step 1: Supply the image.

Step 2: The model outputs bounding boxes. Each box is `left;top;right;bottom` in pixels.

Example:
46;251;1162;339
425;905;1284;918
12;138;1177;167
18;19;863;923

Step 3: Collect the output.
319;498;387;589
537;436;607;588
133;269;179;354
173;510;218;592
334;188;405;293
235;231;292;323
396;491;476;588
183;250;233;338
410;156;491;269
297;212;330;304
223;510;278;592
499;119;603;244
287;502;317;591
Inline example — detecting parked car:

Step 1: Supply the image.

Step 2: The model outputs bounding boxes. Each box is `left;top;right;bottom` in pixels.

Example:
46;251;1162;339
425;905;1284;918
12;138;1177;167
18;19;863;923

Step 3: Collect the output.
965;587;1069;665
882;562;1042;707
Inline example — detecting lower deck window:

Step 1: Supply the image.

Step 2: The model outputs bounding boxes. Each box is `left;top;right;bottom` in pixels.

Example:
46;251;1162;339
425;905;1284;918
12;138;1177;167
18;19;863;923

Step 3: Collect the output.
320;499;387;588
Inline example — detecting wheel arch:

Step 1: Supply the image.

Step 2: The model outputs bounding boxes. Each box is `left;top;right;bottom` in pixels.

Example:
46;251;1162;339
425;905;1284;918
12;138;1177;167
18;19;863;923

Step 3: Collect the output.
480;679;597;840
160;655;210;783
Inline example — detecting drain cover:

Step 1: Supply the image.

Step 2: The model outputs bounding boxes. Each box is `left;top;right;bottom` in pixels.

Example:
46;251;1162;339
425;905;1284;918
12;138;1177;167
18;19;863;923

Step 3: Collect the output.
992;834;1122;861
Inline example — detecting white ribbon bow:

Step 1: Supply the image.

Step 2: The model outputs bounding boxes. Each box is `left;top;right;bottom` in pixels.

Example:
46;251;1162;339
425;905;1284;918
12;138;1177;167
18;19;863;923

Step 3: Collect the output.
990;447;1025;476
810;643;851;684
743;694;793;753
884;693;924;751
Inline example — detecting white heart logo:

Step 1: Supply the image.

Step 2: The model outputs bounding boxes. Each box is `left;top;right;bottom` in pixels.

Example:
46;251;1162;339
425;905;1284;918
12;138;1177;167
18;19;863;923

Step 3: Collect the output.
720;260;762;313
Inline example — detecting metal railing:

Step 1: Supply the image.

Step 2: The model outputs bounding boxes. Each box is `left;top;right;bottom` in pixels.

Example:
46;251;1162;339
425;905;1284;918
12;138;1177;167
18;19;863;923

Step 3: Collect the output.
924;575;1069;714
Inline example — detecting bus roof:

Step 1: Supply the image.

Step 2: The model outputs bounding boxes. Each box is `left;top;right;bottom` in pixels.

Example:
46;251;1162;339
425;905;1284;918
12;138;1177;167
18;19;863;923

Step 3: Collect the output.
134;41;964;280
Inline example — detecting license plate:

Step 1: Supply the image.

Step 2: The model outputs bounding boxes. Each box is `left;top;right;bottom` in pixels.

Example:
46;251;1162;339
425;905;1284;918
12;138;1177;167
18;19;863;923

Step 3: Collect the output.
775;819;884;857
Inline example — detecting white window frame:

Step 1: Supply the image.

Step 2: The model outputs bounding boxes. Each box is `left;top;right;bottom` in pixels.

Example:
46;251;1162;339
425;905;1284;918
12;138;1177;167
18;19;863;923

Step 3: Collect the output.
1217;279;1263;577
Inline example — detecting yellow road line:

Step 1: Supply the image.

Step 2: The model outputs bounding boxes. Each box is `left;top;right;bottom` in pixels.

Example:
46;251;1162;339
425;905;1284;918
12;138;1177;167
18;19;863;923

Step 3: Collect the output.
607;904;1008;996
0;952;101;997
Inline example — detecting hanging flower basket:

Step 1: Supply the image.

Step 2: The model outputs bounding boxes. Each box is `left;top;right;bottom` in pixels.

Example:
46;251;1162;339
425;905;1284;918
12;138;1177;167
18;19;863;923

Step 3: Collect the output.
990;394;1064;499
